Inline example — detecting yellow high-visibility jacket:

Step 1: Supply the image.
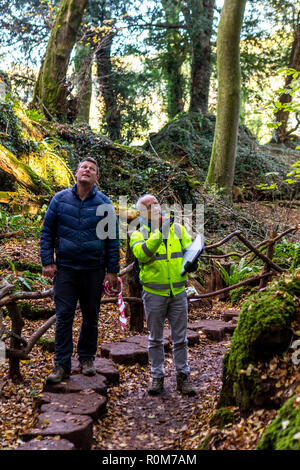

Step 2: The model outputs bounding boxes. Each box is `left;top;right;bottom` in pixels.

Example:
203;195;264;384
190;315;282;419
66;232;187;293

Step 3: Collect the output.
130;221;192;297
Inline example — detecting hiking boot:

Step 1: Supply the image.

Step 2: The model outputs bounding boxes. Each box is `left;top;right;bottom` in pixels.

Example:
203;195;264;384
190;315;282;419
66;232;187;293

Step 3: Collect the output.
148;377;164;395
176;372;197;396
79;357;96;376
46;364;69;384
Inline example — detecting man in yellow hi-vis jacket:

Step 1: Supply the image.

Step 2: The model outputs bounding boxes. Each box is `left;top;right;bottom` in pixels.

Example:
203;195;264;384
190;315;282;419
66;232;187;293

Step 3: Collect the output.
130;194;197;396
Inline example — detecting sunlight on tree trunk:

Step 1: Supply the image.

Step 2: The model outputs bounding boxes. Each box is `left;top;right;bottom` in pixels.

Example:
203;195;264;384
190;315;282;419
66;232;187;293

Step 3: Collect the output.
162;0;185;119
32;0;88;122
96;32;121;141
182;0;215;114
205;0;247;199
273;24;300;145
0;144;52;194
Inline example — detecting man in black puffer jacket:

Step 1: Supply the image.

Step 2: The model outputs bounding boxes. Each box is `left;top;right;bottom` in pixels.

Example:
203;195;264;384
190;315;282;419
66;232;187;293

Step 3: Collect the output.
40;157;120;384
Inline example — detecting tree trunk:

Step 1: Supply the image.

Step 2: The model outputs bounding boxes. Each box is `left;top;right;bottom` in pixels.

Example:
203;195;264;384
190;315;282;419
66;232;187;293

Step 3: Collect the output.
273;24;300;144
32;0;88;121
205;0;246;198
73;44;93;125
259;230;277;289
182;0;215;114
96;32;121;141
0;144;52;194
162;0;185;119
6;302;24;383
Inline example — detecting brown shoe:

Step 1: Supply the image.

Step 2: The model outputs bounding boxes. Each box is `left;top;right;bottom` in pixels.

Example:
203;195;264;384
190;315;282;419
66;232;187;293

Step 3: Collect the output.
176;372;197;396
148;377;164;395
79;358;96;376
46;364;69;384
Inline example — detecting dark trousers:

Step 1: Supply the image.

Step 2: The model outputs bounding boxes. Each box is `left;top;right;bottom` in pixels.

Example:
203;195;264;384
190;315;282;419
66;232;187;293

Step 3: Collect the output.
53;266;105;372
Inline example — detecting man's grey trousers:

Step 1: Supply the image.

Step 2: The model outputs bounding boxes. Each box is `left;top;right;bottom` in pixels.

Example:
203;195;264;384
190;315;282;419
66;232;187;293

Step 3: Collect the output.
142;290;190;378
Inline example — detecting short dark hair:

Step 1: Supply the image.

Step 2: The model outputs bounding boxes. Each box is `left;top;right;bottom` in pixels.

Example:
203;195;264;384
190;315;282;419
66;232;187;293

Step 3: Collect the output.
77;157;99;175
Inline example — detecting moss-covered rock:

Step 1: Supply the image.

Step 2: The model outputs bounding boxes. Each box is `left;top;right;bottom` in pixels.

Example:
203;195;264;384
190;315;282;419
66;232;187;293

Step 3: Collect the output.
218;271;300;413
257;395;300;450
143;112;300;199
50;122;200;206
229;285;253;305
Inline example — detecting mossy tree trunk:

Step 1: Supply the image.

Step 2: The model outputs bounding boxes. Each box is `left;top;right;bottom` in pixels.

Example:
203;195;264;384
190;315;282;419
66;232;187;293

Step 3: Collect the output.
0;144;52;194
205;0;246;198
182;0;215;114
161;0;185;119
273;24;300;144
32;0;88;122
96;31;121;141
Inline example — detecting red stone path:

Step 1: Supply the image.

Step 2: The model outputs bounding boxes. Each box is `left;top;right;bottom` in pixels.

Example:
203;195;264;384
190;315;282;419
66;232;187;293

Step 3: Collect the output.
17;314;238;450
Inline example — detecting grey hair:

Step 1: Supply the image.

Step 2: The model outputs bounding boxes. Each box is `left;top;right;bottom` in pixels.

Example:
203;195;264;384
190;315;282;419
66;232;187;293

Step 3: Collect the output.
136;194;157;212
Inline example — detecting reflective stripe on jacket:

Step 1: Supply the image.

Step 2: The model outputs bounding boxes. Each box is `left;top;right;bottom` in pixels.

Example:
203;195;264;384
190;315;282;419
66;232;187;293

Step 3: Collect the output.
130;222;192;297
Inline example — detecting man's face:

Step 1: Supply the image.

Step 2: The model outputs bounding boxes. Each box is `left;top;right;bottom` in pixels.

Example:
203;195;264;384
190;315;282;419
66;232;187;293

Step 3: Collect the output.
139;195;162;223
76;161;98;185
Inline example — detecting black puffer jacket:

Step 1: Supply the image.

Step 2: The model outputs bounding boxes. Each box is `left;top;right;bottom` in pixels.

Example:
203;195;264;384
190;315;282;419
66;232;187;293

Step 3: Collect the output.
40;184;120;272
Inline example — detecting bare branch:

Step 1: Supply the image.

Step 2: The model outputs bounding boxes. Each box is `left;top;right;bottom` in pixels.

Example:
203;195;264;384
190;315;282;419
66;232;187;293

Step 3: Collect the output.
0;288;53;307
188;271;277;300
24;314;56;355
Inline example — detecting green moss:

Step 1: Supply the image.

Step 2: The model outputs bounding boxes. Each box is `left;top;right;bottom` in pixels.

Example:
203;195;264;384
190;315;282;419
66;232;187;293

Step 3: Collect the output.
142;112;299;199
0;260;42;272
113;143;143;155
218;273;300;413
229;285;252;304
209;407;236;428
37;336;55;352
292;246;300;269
0;101;30;157
198;433;214;450
257;395;300;450
18;302;55;320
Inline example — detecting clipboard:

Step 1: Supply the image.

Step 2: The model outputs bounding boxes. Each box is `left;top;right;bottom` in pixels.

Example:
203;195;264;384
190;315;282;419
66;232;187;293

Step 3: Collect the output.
181;234;205;276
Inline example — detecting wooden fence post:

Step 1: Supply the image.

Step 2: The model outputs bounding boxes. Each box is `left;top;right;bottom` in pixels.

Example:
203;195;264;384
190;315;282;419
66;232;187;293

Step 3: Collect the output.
125;234;144;332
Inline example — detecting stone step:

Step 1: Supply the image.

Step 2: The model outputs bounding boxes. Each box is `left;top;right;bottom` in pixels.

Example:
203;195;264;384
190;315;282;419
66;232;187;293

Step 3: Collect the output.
122;334;170;351
21;411;93;450
71;357;119;385
36;391;107;420
101;341;148;366
164;328;200;346
187;319;237;341
43;373;107;395
100;328;201;366
222;309;240;322
16;438;75;450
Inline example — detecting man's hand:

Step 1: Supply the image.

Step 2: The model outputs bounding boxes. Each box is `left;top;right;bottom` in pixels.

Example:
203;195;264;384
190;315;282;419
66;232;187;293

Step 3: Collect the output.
42;263;57;279
105;273;121;293
184;258;199;273
160;216;174;238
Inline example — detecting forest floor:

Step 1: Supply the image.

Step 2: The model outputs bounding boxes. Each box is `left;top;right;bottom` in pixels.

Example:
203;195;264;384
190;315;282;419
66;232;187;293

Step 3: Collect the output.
0;294;278;452
0;201;299;451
